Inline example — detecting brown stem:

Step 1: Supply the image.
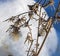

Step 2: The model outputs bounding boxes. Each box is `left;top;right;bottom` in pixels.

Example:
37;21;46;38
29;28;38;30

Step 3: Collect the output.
36;5;42;53
27;20;33;56
37;18;53;56
27;40;33;56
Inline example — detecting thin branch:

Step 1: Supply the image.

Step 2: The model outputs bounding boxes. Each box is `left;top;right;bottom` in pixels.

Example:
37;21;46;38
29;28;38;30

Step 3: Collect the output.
35;5;42;53
37;18;54;55
27;40;33;56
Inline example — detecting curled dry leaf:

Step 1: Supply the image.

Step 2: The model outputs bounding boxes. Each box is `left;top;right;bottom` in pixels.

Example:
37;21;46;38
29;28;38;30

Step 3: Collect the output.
38;27;46;36
20;16;26;22
24;32;33;44
28;3;39;15
14;19;21;27
32;3;39;14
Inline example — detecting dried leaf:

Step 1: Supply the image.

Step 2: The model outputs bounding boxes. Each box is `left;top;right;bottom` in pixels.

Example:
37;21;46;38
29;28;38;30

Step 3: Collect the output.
24;32;33;44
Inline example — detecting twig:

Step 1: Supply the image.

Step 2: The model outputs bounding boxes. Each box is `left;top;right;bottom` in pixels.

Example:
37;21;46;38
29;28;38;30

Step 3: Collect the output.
35;4;42;53
37;18;53;55
27;40;33;56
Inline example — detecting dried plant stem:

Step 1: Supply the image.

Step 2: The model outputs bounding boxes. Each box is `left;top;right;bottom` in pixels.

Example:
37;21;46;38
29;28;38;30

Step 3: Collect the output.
36;5;42;53
37;19;53;56
16;11;30;17
27;40;33;56
27;21;33;56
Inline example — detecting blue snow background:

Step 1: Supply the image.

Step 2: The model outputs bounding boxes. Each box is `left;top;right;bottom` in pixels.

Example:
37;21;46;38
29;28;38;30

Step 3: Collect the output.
0;0;60;56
